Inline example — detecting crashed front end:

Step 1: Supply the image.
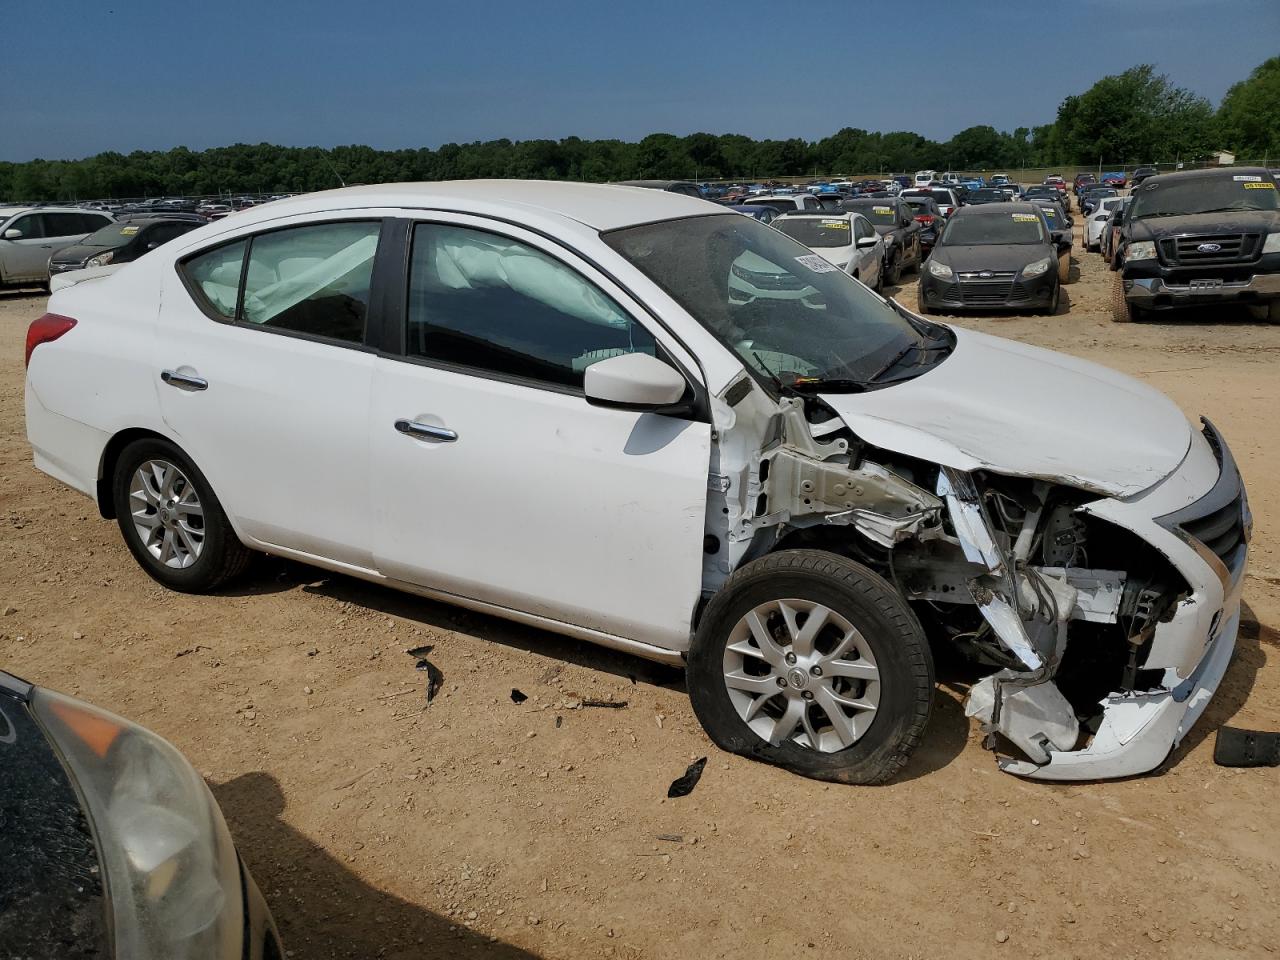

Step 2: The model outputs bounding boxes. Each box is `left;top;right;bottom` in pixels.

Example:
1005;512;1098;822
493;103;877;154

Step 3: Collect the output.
709;387;1249;780
914;418;1249;779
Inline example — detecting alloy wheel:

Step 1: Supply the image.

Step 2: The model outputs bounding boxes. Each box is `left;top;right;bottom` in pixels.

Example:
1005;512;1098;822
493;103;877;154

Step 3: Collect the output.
129;459;205;568
722;598;880;752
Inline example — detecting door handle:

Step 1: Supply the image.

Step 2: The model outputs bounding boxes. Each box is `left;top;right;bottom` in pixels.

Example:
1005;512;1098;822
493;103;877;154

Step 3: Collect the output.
394;419;457;443
161;369;209;391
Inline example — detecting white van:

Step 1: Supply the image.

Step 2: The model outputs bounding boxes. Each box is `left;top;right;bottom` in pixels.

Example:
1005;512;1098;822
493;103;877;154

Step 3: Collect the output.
913;170;937;187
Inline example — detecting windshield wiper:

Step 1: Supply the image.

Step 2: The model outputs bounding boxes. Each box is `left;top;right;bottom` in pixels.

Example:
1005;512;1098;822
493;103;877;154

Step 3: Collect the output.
789;377;869;394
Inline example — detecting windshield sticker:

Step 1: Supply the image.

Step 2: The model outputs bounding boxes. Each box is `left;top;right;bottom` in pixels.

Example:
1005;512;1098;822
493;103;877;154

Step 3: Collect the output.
1244;181;1275;190
872;205;892;215
794;254;839;273
119;226;139;235
1233;175;1262;182
1012;214;1039;222
820;220;850;229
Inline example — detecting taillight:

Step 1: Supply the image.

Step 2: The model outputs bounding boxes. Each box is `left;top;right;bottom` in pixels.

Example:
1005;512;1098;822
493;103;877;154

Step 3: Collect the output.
914;214;934;223
25;313;77;369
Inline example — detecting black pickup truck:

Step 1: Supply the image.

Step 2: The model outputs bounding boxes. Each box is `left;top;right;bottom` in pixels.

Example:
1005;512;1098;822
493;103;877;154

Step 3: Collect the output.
1112;166;1280;322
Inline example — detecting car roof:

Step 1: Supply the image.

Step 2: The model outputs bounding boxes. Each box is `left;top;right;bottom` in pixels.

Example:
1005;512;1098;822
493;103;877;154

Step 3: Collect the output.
776;209;853;218
210;181;721;234
1142;165;1273;186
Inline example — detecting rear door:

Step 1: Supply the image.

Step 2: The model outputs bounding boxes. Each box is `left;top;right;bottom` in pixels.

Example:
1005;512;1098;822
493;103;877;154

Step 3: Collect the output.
156;215;391;568
368;215;711;650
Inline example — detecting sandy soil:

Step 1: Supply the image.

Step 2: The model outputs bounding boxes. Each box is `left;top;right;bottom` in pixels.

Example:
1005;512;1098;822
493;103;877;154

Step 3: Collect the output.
2;221;1278;959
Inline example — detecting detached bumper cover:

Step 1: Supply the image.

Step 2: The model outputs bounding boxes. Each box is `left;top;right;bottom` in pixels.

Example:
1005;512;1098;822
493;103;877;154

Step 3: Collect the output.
1008;419;1250;781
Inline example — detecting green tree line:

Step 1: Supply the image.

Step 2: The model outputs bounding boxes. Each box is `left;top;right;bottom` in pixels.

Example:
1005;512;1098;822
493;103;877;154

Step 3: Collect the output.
2;58;1276;202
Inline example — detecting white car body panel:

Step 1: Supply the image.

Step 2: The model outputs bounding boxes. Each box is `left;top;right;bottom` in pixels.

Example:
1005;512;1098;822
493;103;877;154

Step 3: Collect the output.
22;180;1249;784
819;327;1192;498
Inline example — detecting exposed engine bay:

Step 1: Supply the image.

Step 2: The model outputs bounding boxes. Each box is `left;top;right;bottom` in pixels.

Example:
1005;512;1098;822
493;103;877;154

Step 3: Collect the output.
703;379;1248;780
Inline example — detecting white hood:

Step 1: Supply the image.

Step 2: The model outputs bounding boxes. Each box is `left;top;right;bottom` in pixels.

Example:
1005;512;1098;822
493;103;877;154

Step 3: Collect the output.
820;327;1192;498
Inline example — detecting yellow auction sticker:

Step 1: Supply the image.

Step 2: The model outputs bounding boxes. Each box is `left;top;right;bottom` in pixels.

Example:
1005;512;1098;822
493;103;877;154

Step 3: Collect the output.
873;206;892;214
1244;181;1275;189
1012;214;1038;222
120;226;139;235
820;220;850;229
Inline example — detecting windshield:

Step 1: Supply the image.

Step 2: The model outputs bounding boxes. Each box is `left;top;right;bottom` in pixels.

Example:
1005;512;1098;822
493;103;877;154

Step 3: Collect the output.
970;189;1006;202
603;214;948;389
774;217;854;248
1130;175;1279;219
853;204;897;225
79;222;144;249
941;212;1046;245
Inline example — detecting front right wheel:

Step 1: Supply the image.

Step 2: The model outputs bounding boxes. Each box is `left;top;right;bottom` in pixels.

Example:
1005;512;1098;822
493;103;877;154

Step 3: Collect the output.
687;550;934;785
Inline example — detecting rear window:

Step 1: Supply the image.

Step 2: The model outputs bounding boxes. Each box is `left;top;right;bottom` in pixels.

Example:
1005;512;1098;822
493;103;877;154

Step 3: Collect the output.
855;204;898;225
929;190;954;205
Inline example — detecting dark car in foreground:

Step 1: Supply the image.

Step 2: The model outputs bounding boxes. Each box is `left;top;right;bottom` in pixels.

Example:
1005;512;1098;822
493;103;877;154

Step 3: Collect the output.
0;670;281;959
841;197;922;283
1113;167;1280;322
48;217;205;277
917;202;1060;315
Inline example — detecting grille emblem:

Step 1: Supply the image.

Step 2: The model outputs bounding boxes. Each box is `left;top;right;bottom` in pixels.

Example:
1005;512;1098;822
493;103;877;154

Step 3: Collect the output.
979;271;993;278
1197;243;1222;253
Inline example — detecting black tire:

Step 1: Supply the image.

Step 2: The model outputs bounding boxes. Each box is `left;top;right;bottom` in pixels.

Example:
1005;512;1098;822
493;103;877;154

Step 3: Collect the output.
687;550;934;785
1266;300;1280;324
111;438;253;592
1109;272;1139;323
1057;251;1071;283
916;291;934;315
885;253;902;286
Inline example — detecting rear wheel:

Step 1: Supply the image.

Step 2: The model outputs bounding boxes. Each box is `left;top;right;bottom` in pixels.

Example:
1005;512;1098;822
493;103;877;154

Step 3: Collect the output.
111;438;253;592
687;550;934;785
1057;251;1071;283
885;250;902;286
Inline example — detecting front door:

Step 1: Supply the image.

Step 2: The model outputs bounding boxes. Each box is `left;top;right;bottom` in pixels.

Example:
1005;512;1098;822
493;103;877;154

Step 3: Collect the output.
1;213;56;281
369;217;711;651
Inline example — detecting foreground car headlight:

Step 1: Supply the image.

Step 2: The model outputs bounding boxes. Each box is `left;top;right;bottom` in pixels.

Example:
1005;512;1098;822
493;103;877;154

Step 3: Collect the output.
1126;240;1157;261
928;259;954;279
1021;256;1052;277
87;251;114;267
33;688;242;959
1263;232;1280;254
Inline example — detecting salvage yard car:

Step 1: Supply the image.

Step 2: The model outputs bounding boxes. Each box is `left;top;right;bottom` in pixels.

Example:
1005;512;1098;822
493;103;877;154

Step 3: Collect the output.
0;207;115;288
773;209;884;291
0;669;282;958
916;202;1061;315
1112;166;1280;322
48;216;205;279
24;181;1250;783
841;196;922;283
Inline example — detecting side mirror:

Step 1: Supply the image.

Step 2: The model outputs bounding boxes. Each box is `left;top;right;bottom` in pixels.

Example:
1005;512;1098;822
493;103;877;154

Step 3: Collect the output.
3;228;22;240
856;235;879;248
584;352;688;412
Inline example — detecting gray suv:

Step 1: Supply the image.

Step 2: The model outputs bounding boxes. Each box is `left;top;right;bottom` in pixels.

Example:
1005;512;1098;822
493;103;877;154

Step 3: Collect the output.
0;207;115;288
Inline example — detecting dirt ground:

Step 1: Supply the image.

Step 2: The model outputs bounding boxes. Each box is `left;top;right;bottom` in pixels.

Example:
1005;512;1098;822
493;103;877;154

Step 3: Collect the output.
2;220;1279;959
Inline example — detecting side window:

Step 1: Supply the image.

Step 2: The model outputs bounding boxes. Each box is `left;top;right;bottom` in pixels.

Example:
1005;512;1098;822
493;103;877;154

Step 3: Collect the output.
45;213;88;237
83;213;113;233
854;217;874;242
240;221;379;343
406;223;656;390
802;196;819;210
181;239;246;319
8;214;46;239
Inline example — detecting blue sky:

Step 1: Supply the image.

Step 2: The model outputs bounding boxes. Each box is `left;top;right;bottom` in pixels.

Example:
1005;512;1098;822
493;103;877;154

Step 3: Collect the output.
2;0;1276;162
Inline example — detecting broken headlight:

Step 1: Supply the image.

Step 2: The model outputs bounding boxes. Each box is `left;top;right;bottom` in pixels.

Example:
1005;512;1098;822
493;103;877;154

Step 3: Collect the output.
32;688;243;960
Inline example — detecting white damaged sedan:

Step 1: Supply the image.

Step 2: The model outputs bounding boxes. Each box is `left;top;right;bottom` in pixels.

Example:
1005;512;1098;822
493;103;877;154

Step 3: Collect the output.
25;182;1249;783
